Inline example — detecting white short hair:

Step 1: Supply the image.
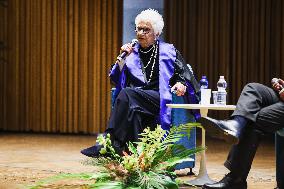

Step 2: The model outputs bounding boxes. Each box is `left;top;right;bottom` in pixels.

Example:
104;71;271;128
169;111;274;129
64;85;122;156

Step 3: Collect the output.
135;9;164;36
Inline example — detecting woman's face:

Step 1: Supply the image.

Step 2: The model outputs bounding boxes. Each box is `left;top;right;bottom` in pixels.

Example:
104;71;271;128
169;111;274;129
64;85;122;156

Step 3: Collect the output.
136;21;157;48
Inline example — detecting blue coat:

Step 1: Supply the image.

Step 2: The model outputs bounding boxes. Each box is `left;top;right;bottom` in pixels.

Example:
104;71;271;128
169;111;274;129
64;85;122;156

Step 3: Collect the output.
109;40;200;130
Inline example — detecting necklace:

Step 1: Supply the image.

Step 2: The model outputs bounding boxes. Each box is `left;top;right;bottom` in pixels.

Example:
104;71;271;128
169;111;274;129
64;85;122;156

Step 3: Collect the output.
146;41;158;83
143;45;156;69
139;45;154;54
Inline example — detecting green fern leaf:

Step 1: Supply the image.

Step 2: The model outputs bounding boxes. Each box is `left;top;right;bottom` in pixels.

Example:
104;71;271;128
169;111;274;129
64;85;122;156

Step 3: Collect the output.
128;141;137;155
89;181;125;189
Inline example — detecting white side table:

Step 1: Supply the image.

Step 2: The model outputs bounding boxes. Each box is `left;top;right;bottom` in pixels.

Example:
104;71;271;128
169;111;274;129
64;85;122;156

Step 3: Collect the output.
166;104;236;186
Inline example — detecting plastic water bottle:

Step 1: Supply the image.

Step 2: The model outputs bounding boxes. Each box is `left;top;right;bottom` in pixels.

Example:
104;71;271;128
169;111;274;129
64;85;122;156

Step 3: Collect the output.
217;76;227;105
200;75;209;89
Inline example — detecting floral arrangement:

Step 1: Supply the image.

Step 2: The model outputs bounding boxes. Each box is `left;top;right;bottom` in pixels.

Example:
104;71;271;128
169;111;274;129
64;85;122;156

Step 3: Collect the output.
29;123;203;189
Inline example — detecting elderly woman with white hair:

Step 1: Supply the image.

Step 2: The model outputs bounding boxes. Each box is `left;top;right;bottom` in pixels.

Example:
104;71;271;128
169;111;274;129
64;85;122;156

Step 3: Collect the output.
81;9;200;157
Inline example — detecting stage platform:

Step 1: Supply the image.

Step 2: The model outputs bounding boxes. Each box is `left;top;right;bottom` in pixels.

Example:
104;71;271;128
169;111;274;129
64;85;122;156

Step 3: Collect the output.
0;133;277;189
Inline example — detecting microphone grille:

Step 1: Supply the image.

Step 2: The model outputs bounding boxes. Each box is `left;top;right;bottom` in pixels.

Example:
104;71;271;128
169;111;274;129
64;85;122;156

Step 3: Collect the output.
131;39;139;45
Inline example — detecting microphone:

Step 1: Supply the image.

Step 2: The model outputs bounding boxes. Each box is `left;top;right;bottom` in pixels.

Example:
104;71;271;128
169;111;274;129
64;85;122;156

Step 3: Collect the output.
116;39;139;63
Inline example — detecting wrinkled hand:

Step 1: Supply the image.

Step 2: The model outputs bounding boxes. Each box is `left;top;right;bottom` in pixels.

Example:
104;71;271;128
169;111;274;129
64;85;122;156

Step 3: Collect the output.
120;43;134;55
117;43;134;69
171;82;187;96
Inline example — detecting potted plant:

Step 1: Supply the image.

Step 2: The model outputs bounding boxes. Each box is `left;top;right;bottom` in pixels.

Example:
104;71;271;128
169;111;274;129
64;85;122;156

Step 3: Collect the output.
29;123;203;189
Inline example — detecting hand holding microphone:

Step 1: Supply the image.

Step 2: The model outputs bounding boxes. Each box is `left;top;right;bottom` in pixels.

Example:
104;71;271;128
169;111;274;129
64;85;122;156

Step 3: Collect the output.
116;39;138;65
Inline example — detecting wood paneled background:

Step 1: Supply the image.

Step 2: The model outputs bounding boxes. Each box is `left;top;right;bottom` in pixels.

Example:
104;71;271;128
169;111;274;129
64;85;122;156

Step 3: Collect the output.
165;0;284;120
0;0;122;133
1;0;283;134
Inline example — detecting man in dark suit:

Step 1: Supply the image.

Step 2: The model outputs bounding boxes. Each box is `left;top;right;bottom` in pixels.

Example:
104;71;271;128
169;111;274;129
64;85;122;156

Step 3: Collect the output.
276;130;284;189
200;78;284;189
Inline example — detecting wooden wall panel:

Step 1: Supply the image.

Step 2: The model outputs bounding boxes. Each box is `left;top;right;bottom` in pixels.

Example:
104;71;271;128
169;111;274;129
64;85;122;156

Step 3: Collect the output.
0;3;7;130
0;0;122;134
165;0;284;119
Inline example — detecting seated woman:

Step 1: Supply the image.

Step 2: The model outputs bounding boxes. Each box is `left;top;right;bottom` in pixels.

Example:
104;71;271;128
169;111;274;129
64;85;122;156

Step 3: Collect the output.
81;9;200;157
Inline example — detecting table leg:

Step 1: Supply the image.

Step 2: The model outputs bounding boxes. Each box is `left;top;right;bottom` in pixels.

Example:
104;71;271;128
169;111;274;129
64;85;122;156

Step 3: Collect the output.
187;127;215;186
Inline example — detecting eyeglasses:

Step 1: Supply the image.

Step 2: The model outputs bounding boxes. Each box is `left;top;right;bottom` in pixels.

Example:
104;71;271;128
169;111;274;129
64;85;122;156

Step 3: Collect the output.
135;27;152;34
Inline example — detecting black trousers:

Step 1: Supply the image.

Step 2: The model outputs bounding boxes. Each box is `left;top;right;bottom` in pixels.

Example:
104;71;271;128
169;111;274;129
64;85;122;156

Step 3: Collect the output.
107;87;160;146
225;83;284;179
276;133;284;188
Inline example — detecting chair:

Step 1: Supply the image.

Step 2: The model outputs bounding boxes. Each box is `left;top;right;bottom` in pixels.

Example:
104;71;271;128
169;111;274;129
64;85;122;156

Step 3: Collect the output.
171;93;196;172
276;129;284;188
111;88;196;172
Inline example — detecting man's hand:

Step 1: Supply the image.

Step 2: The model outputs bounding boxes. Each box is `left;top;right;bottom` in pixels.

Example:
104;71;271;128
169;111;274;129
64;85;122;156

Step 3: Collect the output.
272;78;284;92
278;78;284;101
279;91;284;101
272;78;284;101
171;82;187;96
